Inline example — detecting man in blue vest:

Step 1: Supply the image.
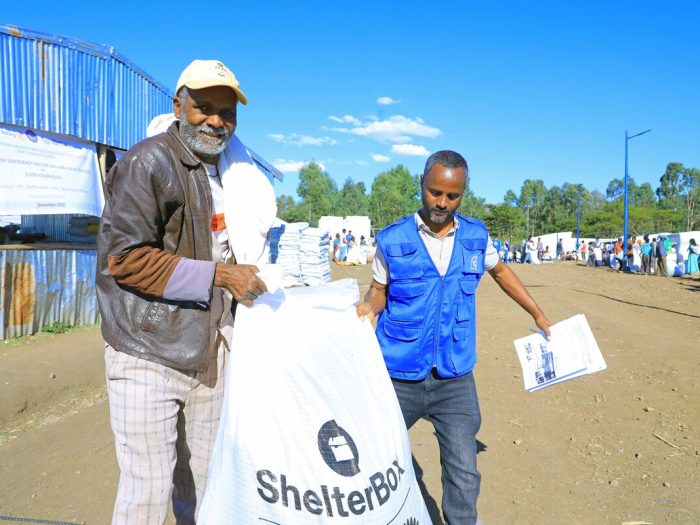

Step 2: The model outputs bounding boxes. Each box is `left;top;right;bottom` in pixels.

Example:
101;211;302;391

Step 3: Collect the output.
356;150;552;525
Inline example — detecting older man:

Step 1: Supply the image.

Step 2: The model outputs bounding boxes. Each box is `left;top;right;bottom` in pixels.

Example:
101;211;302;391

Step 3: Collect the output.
97;59;268;524
357;150;551;525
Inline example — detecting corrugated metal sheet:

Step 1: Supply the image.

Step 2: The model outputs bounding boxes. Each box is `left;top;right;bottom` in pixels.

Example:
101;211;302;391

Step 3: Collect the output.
0;24;172;150
0;249;99;339
20;214;73;241
19;214;98;242
249;147;284;183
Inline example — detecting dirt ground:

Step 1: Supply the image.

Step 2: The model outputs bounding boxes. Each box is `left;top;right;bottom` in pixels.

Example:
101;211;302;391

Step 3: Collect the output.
0;261;698;524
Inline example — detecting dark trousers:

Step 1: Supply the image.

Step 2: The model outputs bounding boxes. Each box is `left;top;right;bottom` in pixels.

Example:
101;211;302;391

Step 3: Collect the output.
641;254;651;274
656;255;668;276
392;370;482;525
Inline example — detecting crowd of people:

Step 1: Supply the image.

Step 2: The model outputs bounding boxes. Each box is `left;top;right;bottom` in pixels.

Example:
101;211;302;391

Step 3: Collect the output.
491;234;700;277
331;228;374;263
494;237;561;265
573;235;700;276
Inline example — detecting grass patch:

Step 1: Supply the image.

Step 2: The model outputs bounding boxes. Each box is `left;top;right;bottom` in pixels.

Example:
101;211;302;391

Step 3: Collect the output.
42;321;73;335
1;324;101;346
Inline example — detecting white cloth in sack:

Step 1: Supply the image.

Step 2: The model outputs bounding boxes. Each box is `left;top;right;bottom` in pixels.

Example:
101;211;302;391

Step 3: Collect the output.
198;279;432;524
146;113;276;265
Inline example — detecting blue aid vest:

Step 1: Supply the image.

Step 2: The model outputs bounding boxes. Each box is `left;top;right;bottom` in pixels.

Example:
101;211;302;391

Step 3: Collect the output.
375;213;488;380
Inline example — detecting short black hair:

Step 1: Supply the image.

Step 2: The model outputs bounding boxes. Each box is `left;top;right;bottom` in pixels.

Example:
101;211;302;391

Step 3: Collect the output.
423;150;469;186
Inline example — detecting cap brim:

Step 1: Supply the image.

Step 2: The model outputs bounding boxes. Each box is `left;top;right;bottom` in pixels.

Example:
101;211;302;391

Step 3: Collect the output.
177;81;248;105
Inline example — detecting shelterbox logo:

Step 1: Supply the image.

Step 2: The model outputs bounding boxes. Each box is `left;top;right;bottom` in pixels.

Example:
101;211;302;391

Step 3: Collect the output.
255;419;410;518
317;420;360;477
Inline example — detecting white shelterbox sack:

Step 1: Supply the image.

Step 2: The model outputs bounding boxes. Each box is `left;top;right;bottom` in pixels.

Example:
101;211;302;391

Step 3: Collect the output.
198;279;432;524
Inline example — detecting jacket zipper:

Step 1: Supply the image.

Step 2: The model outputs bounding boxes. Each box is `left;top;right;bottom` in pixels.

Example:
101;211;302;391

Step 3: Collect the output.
433;274;446;369
199;165;214;259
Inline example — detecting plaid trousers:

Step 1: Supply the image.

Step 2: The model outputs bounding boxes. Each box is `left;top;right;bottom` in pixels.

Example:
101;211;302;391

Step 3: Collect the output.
105;335;227;524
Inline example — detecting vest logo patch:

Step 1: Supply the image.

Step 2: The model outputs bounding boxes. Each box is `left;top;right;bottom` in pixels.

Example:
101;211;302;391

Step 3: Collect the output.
470;255;478;271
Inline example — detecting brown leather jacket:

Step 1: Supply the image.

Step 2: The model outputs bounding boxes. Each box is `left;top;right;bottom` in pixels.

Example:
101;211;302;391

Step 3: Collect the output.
97;123;218;372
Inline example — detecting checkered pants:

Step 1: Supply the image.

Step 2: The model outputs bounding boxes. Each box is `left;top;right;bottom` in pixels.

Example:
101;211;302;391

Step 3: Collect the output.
105;340;227;524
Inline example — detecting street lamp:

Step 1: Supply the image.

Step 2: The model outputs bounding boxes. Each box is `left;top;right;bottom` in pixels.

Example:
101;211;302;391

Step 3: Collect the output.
624;128;651;270
576;184;582;254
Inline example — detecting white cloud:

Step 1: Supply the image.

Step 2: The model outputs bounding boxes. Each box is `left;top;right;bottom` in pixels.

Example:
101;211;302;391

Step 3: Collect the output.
332;115;441;143
273;159;326;173
328;114;362;126
267;133;337;146
372;153;391;162
377;96;399;105
355;160;369;166
391;144;430;156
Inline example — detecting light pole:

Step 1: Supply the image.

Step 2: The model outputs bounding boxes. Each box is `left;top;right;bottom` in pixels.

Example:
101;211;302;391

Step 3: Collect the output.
624;128;651;270
576;185;582;254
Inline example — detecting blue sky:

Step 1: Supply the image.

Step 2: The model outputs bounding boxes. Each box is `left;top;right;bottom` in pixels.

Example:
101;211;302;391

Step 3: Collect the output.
3;1;699;204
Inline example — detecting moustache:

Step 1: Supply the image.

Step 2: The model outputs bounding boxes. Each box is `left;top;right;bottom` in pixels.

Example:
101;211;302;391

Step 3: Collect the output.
196;123;228;138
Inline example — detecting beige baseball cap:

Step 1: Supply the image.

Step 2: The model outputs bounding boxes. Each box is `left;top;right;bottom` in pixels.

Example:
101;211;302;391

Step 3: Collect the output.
176;59;248;105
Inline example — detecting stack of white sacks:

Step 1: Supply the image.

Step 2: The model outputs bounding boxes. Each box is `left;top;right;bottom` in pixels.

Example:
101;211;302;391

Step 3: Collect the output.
299;227;331;285
275;222;307;287
268;225;284;263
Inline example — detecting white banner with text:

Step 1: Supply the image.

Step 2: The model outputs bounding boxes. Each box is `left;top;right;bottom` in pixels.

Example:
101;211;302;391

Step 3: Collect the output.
0;124;104;216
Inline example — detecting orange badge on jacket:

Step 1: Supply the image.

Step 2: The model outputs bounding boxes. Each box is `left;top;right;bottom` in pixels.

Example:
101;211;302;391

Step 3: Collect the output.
211;213;226;232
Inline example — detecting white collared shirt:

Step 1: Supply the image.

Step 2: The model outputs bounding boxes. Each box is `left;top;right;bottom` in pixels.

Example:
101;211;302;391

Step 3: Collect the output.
372;213;499;285
204;163;232;263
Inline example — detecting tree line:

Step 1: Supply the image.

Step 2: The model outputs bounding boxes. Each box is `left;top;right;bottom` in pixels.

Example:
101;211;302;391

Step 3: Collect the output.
276;162;699;240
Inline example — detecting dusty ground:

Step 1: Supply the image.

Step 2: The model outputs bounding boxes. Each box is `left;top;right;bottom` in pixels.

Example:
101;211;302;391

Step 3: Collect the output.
0;261;698;524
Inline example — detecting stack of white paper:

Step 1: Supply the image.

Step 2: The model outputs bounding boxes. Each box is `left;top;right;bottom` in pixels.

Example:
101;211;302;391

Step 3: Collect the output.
513;314;606;392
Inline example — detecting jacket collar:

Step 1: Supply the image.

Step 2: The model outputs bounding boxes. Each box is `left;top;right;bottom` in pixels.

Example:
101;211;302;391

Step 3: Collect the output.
413;211;459;238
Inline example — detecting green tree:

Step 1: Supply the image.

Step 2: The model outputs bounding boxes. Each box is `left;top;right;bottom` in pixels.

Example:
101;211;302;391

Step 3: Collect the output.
296;162;338;225
581;203;622;238
518;179;547;235
276;195;298;223
369;165;420;228
634;182;657;208
656;162;684;207
652;208;686;233
484;203;523;242
540;183;595;234
606;177;648;205
606;178;625;201
458;189;486;219
628;206;657;236
589;189;607;210
656;162;700;230
679;167;700;230
336;178;369;217
605;177;655;208
503;189;518;206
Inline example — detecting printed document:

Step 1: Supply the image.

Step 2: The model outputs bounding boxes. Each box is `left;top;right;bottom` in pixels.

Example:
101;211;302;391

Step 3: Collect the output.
513;314;606;391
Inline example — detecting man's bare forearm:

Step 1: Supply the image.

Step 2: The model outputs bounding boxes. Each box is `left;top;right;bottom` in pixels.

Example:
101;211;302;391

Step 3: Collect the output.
488;261;551;336
356;279;387;320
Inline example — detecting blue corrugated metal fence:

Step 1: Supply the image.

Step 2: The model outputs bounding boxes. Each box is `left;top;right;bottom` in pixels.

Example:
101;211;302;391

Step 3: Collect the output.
0;249;99;339
0;24;172;150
